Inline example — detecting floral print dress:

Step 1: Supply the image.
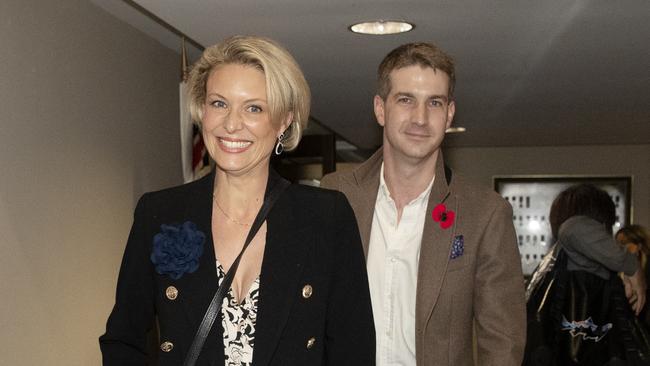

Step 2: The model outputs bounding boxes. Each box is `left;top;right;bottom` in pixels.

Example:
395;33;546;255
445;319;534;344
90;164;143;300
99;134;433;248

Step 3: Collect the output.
216;261;260;366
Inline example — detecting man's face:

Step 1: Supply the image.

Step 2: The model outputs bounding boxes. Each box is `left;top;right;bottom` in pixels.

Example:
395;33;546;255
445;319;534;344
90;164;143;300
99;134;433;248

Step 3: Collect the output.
374;65;455;164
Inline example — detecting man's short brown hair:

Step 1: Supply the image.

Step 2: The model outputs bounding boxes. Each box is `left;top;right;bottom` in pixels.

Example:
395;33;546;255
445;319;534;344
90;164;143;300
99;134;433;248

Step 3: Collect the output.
377;42;455;100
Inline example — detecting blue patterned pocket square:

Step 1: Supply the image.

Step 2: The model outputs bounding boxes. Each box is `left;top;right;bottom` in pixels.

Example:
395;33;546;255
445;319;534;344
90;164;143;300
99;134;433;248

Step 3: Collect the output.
450;235;464;259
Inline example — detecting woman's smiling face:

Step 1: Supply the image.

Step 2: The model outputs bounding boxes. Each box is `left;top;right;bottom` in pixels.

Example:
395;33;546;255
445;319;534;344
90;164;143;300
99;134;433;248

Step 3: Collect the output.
201;63;288;177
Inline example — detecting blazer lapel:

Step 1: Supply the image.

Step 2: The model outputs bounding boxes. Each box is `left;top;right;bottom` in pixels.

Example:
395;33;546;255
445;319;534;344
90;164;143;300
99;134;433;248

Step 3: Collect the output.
179;172;220;331
415;152;456;331
253;187;312;366
352;149;382;257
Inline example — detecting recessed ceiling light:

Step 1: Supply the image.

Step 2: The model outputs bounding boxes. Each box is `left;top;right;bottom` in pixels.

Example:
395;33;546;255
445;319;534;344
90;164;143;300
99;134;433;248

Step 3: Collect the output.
349;20;414;35
445;127;466;133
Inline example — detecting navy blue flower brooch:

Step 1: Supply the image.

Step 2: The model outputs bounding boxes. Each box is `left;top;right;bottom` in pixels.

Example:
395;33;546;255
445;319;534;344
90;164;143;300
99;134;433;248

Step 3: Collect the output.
150;221;205;280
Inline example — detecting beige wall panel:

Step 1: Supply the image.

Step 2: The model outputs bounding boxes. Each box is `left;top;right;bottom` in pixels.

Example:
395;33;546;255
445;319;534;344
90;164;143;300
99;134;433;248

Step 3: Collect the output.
0;1;182;364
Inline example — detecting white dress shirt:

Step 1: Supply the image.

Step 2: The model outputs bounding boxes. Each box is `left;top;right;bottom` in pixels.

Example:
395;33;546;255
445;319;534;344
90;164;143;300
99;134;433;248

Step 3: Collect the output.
367;163;434;366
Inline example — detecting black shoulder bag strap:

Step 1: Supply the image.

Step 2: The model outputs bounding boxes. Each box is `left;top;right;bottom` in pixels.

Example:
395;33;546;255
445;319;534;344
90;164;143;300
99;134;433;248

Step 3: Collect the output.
182;177;290;366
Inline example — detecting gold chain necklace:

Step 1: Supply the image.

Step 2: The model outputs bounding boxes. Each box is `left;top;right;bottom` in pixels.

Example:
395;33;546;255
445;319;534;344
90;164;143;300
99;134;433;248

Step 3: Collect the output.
213;195;252;227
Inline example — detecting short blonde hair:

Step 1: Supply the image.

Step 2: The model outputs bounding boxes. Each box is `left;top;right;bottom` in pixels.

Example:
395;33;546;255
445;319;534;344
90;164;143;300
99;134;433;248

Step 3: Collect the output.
187;35;310;151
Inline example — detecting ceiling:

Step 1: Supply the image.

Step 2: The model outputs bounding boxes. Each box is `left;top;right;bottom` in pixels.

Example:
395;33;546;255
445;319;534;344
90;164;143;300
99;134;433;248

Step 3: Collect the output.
93;0;650;149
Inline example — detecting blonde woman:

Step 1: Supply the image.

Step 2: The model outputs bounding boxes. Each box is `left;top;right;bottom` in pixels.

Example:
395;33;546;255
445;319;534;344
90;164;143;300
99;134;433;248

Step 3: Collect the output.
100;36;375;366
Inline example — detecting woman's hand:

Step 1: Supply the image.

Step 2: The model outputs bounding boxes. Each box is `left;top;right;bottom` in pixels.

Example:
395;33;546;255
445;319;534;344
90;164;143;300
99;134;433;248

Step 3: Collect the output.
625;268;646;316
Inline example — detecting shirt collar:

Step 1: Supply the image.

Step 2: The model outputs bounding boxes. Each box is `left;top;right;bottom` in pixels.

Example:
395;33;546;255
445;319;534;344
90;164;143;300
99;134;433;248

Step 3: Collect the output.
378;162;435;205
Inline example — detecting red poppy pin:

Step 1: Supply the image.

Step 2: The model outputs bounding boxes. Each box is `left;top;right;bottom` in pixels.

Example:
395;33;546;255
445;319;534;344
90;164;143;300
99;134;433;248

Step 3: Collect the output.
432;204;455;229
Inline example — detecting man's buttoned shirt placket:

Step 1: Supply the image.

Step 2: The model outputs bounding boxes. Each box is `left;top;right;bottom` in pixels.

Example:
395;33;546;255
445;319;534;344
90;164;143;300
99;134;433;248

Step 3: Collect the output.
367;164;434;366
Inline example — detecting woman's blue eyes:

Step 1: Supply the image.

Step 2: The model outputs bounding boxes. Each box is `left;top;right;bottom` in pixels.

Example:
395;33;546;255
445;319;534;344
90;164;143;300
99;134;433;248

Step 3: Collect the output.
247;105;263;113
211;100;227;108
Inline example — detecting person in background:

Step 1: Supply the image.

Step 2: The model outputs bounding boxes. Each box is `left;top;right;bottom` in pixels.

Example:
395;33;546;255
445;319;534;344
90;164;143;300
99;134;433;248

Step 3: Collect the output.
100;35;375;366
524;184;648;365
547;185;646;314
617;224;650;268
321;41;525;366
618;224;650;322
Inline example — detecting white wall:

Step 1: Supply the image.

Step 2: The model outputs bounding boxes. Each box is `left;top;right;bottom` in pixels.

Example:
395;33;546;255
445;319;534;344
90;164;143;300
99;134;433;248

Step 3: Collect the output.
0;1;182;365
443;144;650;226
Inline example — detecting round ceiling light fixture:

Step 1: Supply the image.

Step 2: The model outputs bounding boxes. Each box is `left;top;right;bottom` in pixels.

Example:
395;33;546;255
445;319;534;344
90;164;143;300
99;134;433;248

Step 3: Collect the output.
349;20;414;35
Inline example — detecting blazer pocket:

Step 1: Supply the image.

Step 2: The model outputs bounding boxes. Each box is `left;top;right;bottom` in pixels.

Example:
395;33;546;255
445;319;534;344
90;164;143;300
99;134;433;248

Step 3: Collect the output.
446;255;469;273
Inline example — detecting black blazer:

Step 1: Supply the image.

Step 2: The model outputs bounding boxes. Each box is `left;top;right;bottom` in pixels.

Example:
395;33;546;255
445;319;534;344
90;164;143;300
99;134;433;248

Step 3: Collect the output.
100;171;375;365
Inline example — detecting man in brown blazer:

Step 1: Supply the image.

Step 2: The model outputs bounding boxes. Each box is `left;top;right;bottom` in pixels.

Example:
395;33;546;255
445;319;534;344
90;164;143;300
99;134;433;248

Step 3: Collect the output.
321;42;526;365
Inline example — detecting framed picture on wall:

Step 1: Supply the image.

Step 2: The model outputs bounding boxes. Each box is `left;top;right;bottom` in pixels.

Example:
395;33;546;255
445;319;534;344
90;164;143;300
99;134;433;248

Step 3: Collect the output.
493;176;632;277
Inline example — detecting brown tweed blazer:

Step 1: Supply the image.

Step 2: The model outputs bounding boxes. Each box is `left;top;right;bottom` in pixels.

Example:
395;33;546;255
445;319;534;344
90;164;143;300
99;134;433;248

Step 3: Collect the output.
321;149;526;366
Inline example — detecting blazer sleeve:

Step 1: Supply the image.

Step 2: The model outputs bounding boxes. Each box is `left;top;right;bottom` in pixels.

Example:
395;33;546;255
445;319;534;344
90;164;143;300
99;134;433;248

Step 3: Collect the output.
325;192;376;365
559;215;638;275
99;195;156;365
473;200;526;366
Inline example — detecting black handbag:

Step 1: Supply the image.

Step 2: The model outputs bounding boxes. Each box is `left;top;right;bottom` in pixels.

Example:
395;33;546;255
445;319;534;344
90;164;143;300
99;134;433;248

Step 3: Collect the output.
182;177;290;366
524;245;650;366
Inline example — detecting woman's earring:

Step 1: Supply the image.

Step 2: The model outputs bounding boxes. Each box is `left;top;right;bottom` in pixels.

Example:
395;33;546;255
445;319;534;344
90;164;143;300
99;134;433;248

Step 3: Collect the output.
274;132;285;155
